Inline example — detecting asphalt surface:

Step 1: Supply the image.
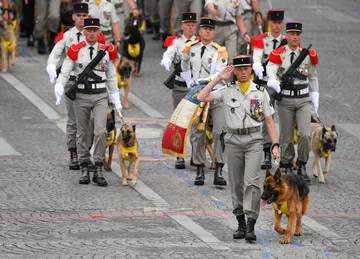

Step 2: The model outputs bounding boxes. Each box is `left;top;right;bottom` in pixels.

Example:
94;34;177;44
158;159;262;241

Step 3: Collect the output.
0;0;360;258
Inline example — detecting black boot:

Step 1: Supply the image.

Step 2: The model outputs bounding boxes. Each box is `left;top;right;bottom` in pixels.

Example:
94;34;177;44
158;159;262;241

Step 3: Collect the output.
194;166;204;185
145;19;153;34
79;162;90;184
152;25;160;40
233;215;247;239
280;162;293;175
48;31;57;52
245;218;257;241
213;163;227;186
88;160;95;172
69;148;80;170
260;148;272;169
27;34;34;46
92;162;108;186
297;162;310;184
175;157;185;169
37;38;46;54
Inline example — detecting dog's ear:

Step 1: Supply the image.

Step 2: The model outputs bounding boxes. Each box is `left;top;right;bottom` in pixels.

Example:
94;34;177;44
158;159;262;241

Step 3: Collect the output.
132;125;136;132
274;168;282;182
322;126;327;136
331;125;336;132
265;168;272;177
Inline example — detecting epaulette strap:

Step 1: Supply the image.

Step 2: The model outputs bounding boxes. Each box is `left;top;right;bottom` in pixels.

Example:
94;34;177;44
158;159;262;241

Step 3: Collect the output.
227;81;235;87
256;85;265;91
182;39;200;54
67;41;86;60
107;44;118;60
268;45;285;64
251;32;268;49
55;26;70;44
308;49;318;65
212;42;228;61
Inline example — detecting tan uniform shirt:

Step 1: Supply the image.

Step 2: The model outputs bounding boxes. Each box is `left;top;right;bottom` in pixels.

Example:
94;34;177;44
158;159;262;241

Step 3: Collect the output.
267;45;319;92
57;42;118;94
205;0;244;23
212;81;274;129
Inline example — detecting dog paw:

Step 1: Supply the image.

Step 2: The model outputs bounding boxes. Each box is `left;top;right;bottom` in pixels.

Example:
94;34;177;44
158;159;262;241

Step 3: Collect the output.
313;174;318;178
280;237;290;244
122;181;128;186
105;168;112;172
294;232;301;236
319;178;326;184
126;174;133;180
323;171;328;174
132;180;137;186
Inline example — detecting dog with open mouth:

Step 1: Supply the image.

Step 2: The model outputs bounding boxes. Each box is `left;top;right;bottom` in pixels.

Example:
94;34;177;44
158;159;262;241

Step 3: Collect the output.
261;168;310;244
117;57;133;108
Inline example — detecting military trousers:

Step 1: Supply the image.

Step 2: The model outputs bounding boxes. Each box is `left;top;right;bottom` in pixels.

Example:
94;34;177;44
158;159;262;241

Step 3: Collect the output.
159;0;173;35
172;84;189;110
173;0;202;34
35;0;61;38
225;131;262;220
213;23;238;62
276;96;312;165
74;92;108;164
190;101;226;166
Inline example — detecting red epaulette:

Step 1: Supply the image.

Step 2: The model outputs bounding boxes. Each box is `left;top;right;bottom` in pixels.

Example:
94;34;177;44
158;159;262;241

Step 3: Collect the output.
251;32;268;49
163;36;179;47
195;36;201;41
67;41;86;61
55;26;71;44
308;49;318;65
98;32;106;44
268;45;286;64
101;43;118;60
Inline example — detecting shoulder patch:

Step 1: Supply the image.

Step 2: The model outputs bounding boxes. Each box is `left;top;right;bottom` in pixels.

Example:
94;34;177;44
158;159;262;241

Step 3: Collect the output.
227;81;236;87
251;32;267;49
308;49;318;65
55;26;70;44
256;85;265;91
182;39;200;54
268;46;286;64
67;41;86;61
97;32;106;44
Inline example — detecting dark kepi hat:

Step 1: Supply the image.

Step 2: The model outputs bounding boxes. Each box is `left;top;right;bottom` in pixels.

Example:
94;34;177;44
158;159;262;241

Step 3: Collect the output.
200;17;216;28
84;18;100;29
73;2;88;13
233;55;252;67
286;21;302;33
182;12;197;23
267;10;284;21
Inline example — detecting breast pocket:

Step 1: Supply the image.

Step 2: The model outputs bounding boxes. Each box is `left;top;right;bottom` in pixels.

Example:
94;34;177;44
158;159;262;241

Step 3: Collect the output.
249;99;264;122
226;100;241;116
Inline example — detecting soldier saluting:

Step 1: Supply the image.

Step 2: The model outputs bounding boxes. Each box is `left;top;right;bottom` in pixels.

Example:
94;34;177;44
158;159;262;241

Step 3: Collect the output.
54;18;122;187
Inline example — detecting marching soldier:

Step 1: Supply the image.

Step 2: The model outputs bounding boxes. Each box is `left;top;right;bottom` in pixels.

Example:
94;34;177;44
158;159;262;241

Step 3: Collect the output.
197;57;280;241
205;0;250;59
252;9;285;169
181;17;228;186
54;18;122;186
160;12;198;169
267;22;319;184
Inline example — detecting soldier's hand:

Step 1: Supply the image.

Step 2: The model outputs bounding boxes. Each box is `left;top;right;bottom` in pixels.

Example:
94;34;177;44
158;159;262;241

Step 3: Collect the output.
243;33;251;43
252;62;264;79
218;65;235;80
214;9;222;18
272;146;280;160
46;64;57;83
160;58;172;71
132;8;139;17
267;78;281;93
54;83;64;105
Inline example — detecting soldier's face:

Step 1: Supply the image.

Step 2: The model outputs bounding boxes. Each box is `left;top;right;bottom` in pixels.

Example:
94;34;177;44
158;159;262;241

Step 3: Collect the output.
84;28;100;44
286;31;302;48
181;22;196;38
199;27;214;41
268;20;283;34
233;66;252;83
72;13;88;27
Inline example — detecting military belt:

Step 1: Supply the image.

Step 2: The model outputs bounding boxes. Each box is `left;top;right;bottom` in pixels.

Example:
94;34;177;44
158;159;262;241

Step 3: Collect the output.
77;88;107;94
174;80;187;87
102;30;112;36
281;87;309;98
215;21;234;26
227;126;260;135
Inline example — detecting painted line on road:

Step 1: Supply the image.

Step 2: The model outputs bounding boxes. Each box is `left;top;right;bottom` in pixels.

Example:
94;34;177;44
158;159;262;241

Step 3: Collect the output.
0;137;21;156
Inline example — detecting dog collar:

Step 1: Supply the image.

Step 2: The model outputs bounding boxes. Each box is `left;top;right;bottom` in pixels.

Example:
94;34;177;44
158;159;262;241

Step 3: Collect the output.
318;141;331;158
121;142;138;162
272;201;288;215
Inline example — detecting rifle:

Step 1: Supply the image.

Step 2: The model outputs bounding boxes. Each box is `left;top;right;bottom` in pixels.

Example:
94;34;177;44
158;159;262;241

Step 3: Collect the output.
65;45;109;101
272;44;312;102
163;62;181;90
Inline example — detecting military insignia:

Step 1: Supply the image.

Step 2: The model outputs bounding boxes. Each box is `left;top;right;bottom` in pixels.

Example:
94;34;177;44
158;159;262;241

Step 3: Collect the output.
231;98;236;102
264;54;268;59
79;64;83;68
191;52;195;57
298;64;309;76
70;37;73;42
103;11;112;20
208;58;212;63
172;131;182;150
265;42;269;47
230;107;235;113
282;55;286;60
250;99;264;122
254;94;258;98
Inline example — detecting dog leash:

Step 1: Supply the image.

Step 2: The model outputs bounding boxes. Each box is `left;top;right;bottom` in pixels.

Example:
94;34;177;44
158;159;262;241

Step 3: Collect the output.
118;111;125;124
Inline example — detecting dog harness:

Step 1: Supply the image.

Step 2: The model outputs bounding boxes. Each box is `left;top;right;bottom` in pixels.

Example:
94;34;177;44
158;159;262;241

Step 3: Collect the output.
117;73;130;88
121;142;138;162
272;201;288;215
127;43;140;58
106;129;116;147
2;39;14;53
318;141;331;158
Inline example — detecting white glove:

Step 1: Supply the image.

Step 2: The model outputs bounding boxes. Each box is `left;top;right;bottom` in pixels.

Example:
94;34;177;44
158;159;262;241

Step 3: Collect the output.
46;63;57;83
180;70;195;89
54;83;64;105
267;77;281;93
160;58;172;71
109;92;122;112
252;62;264;79
310;91;319;114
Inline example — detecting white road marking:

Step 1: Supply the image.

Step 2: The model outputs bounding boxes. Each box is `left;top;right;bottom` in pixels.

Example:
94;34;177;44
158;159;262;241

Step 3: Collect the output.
120;91;164;118
0;137;21;156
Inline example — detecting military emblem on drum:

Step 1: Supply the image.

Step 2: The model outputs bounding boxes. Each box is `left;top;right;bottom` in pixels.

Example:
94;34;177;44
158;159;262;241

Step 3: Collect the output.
172;131;182;150
249;99;264;122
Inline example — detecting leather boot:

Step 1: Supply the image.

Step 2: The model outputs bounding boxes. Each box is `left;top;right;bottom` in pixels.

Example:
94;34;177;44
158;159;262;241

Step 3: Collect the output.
280;162;293;175
152;25;160;40
48;31;57;52
145;19;153;34
213;163;227;186
175;157;185;169
92;162;108;186
194;166;204;185
69;148;80;170
233;215;247;239
297;162;310;185
37;38;47;54
260;148;272;169
245;218;257;241
79;163;90;184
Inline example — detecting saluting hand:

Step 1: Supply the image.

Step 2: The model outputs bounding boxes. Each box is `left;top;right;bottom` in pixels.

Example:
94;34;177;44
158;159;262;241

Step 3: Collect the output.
218;65;235;80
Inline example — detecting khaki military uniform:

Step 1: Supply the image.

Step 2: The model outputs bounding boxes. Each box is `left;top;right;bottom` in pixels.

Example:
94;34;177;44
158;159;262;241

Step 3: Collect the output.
205;0;244;59
182;41;228;166
57;41;119;165
88;0;120;44
212;81;274;219
163;35;197;109
252;32;284;149
267;45;319;167
35;0;62;38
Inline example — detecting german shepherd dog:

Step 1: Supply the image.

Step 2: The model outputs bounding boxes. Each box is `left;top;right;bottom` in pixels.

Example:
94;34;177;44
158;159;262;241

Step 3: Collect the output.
116;124;140;185
261;168;310;244
310;123;337;183
122;17;145;76
104;105;116;171
0;18;16;72
116;57;133;109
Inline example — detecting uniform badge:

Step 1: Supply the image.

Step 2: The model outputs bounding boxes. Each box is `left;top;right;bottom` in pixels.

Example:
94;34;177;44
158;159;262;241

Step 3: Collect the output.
79;64;83;68
250;99;264;122
265;42;269;47
298;64;309;76
103;11;112;20
254;94;258;98
230;107;235;113
191;52;195;57
208;58;212;63
282;55;286;60
70;38;73;42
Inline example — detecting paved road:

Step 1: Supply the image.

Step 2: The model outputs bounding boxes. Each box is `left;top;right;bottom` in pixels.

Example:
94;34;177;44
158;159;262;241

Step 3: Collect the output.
1;0;360;258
